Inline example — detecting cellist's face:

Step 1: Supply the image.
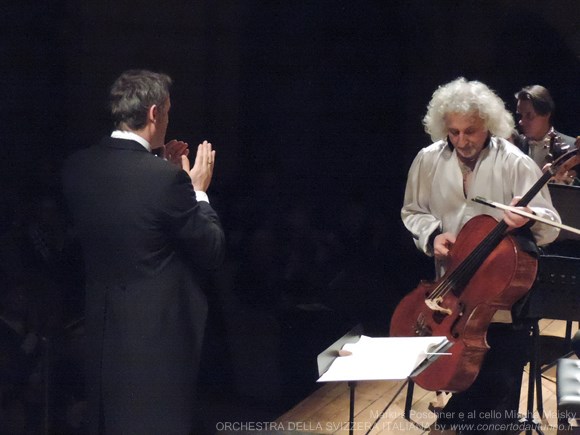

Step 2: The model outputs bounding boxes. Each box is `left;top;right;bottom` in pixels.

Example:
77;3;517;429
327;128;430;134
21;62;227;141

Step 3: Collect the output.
445;112;489;163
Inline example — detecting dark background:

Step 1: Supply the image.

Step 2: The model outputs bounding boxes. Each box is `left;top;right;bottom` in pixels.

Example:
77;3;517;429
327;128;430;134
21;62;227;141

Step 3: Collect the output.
4;1;580;198
1;0;580;429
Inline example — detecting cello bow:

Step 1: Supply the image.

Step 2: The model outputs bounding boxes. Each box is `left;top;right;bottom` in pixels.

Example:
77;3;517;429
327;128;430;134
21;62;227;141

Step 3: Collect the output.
472;197;580;237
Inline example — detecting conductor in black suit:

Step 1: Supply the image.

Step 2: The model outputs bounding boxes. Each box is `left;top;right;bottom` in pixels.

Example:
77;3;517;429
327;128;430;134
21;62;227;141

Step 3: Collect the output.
63;70;226;434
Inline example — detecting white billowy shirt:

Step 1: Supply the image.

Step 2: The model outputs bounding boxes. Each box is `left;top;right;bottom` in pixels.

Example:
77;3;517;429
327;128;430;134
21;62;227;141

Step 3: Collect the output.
401;136;561;258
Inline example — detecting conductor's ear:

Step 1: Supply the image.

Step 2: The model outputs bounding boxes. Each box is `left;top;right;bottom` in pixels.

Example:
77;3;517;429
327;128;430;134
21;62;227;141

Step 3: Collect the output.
149;105;158;123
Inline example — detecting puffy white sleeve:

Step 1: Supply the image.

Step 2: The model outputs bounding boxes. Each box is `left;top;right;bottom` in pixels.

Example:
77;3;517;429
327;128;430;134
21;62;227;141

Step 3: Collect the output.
401;149;441;256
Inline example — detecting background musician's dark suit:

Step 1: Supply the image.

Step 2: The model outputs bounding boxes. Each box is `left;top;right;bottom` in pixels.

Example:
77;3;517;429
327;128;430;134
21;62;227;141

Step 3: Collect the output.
514;85;578;185
62;70;225;434
515;85;580;261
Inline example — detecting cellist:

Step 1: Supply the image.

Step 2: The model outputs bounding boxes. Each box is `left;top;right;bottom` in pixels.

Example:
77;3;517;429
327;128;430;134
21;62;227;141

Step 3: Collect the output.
401;77;561;434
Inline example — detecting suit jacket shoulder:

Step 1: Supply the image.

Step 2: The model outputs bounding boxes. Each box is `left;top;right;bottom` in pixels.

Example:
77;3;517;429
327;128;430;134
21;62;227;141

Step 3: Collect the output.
554;130;577;148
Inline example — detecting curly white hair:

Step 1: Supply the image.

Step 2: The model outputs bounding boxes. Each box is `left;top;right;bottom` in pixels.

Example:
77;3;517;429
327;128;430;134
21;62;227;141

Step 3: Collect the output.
422;77;514;142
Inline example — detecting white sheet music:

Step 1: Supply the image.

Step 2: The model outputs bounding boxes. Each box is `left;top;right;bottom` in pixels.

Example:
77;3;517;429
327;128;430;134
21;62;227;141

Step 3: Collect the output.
317;335;450;382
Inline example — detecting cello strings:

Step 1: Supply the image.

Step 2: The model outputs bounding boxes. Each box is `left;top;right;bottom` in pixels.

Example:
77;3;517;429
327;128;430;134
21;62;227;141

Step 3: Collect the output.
427;220;508;301
429;222;505;299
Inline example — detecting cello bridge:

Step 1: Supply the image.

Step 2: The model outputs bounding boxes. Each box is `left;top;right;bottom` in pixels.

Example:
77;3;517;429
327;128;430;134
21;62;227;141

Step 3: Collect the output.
424;297;453;315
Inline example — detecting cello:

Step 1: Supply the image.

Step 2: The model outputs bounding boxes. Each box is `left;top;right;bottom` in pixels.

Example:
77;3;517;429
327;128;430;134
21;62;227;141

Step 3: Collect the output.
389;148;580;393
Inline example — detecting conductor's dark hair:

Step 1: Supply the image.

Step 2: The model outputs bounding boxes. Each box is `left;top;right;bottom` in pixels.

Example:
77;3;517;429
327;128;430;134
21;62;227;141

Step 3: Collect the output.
110;70;172;130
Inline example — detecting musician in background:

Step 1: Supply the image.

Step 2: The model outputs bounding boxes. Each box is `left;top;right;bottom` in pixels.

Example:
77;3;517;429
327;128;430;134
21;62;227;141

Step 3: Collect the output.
514;85;578;184
402;77;561;434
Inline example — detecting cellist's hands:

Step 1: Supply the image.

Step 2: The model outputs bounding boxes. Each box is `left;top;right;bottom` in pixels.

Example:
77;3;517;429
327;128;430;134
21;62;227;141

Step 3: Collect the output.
503;196;532;230
433;232;456;260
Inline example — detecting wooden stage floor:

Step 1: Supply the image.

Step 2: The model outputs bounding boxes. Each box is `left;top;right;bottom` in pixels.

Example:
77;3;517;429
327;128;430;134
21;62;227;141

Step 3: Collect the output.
273;319;578;434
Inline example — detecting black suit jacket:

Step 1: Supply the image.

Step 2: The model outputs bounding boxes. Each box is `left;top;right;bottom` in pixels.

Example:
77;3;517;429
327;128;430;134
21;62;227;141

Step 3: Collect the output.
63;137;225;434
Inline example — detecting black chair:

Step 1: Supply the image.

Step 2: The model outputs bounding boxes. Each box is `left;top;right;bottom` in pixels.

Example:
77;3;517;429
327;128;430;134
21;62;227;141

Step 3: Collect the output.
556;331;580;429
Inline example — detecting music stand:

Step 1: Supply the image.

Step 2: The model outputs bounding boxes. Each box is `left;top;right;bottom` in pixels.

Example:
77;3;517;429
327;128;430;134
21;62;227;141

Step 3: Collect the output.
316;324;363;435
317;324;364;379
316;327;451;435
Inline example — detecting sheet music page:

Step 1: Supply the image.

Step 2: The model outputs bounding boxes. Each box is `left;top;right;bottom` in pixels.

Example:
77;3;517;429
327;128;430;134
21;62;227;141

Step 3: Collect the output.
317;335;450;382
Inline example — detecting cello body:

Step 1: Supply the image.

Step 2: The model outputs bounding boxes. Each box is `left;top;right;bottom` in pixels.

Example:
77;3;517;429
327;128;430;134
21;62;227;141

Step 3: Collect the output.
389;215;537;392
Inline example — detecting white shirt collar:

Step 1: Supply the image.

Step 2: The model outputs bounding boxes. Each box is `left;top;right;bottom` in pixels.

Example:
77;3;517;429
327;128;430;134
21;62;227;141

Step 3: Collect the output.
111;130;151;152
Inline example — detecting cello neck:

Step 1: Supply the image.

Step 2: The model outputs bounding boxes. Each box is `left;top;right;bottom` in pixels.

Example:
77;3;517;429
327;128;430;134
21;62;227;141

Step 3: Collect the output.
515;169;552;207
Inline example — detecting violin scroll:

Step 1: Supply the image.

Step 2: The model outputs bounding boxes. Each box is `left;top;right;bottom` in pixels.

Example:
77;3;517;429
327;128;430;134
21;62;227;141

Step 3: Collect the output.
546;131;571;163
544;147;580;185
